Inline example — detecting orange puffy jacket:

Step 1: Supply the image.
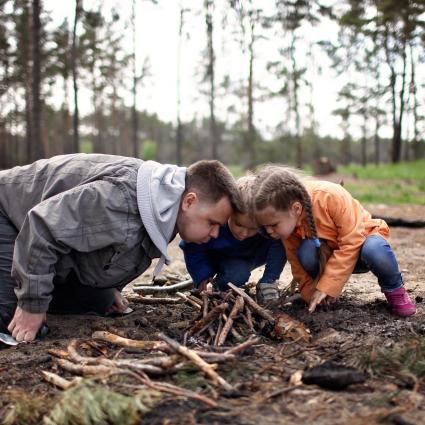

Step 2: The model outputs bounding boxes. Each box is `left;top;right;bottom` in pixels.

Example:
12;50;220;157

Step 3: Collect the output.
284;180;390;302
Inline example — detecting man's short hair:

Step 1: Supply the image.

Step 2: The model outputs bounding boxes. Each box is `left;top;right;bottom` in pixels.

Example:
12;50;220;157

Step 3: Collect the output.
186;160;245;213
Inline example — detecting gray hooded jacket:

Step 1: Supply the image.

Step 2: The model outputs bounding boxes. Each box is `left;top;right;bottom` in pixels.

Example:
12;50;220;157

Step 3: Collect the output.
0;153;186;313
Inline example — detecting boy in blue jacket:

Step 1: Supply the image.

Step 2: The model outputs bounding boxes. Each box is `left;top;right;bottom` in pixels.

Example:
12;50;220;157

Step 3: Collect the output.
180;177;286;303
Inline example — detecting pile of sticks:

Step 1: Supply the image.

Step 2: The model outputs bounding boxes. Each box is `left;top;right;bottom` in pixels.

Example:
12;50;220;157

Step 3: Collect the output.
132;274;311;344
44;330;259;407
185;283;278;346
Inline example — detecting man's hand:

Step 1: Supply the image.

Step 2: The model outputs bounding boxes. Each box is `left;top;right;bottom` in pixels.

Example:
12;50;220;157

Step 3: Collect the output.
106;289;130;314
308;289;328;313
7;307;46;342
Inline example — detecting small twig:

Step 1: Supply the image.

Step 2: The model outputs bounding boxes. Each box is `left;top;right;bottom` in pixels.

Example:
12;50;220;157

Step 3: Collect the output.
228;283;275;323
56;358;112;376
91;331;168;352
202;292;216;339
230;326;244;341
225;336;260;355
67;339;167;374
188;294;203;307
214;315;224;346
158;333;233;391
176;292;202;310
202;292;209;317
128;295;184;305
42;371;82;390
193;351;236;363
244;305;255;331
115;369;218;408
217;296;244;346
48;349;70;359
133;279;193;294
190;303;228;335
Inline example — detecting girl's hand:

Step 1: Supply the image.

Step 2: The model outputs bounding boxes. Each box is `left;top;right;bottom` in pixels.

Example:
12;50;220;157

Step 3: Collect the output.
308;289;328;313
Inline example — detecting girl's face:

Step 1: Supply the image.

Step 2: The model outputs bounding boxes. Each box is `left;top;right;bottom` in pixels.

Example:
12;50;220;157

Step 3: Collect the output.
254;202;303;240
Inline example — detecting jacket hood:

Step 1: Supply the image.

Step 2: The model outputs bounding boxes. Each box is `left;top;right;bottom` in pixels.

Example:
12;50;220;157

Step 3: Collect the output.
137;161;187;274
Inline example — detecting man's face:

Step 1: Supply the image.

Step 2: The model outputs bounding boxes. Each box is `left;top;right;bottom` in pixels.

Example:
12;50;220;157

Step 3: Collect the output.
176;193;233;243
228;212;259;241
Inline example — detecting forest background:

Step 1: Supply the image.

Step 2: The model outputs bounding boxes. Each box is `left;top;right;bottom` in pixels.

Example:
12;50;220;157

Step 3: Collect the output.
0;0;424;176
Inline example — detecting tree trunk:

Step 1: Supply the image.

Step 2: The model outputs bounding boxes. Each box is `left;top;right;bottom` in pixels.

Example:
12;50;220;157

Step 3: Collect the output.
31;0;43;160
246;19;255;170
71;0;81;153
361;112;367;167
290;34;302;169
21;0;32;163
131;0;139;158
373;116;380;165
409;42;420;160
176;4;184;165
62;71;72;154
205;0;218;160
384;25;407;164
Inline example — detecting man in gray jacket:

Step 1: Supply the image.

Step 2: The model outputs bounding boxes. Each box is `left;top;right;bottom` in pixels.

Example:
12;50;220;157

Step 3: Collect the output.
0;154;243;342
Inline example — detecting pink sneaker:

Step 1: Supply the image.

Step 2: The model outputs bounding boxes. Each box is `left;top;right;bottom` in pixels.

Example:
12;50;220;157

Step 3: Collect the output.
383;287;416;317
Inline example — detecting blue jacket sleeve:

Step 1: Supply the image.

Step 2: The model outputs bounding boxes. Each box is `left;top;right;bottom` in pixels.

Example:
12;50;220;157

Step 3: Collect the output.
259;239;286;283
179;240;216;286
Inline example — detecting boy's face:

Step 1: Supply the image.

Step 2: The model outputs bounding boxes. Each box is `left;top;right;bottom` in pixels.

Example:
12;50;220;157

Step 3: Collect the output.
254;202;303;240
228;212;259;241
176;192;232;243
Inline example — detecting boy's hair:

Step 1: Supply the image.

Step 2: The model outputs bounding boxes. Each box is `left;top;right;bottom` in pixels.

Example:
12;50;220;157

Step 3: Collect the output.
186;160;245;213
236;175;255;210
253;165;329;280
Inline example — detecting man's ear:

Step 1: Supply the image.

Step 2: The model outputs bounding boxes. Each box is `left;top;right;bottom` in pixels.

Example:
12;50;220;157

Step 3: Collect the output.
181;192;198;212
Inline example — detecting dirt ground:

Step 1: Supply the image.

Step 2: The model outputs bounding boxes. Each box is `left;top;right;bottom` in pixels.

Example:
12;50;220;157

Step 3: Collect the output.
0;203;424;425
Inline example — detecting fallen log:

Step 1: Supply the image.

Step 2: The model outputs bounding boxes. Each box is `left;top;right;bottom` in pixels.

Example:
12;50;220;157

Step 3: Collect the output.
372;215;425;228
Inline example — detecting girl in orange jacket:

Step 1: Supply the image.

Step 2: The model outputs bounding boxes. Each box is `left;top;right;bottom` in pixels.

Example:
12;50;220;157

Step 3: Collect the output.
252;165;416;317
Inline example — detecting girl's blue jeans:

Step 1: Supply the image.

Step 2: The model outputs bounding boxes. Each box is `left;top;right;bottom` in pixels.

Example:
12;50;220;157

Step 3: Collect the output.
297;235;403;292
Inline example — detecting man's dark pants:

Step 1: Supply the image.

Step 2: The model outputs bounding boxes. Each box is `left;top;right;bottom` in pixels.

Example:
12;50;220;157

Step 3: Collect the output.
0;213;115;334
